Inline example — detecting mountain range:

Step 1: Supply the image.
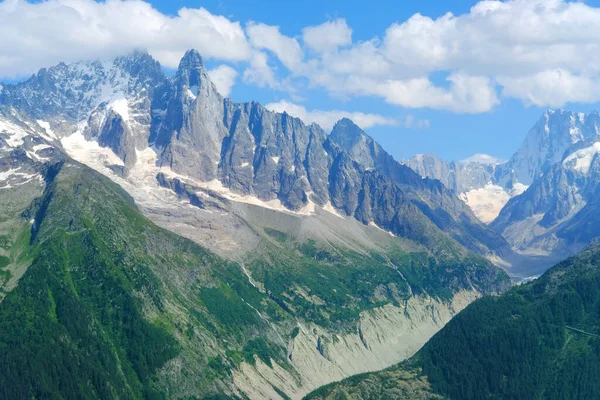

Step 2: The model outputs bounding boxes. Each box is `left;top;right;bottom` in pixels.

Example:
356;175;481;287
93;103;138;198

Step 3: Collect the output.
3;48;600;399
0;50;511;399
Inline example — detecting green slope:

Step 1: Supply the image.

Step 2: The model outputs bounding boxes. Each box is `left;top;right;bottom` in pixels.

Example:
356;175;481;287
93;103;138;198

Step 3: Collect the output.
247;232;507;329
307;243;600;400
0;161;275;399
0;160;509;399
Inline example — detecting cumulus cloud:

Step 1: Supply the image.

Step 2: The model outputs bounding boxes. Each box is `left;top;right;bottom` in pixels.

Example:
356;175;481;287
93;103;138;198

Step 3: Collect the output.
246;22;304;72
5;0;600;112
256;0;600;111
207;65;238;97
302;19;352;54
368;73;499;113
242;51;279;89
265;100;426;132
498;70;600;108
0;0;251;77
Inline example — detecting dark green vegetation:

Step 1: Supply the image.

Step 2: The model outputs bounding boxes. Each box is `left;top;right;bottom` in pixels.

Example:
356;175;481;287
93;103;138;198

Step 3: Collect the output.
0;161;276;399
307;243;600;400
307;366;442;400
0;160;509;399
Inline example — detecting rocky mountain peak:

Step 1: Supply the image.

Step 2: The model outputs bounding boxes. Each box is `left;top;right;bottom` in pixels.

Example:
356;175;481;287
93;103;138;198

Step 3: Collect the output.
176;50;205;90
497;109;600;187
179;49;204;69
329;118;378;170
173;49;220;104
113;49;164;84
330;117;366;143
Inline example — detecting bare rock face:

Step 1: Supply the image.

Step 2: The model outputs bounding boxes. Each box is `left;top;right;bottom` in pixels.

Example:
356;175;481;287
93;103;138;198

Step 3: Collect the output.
404;153;499;195
329;118;512;257
219;102;330;209
97;112;137;167
496;110;600;187
157;50;228;182
404;110;600;226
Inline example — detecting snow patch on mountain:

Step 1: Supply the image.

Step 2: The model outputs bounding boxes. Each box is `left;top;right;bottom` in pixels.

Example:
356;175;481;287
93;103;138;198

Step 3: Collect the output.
0;119;29;147
460;184;510;223
368;222;396;237
188;85;199;100
61;131;125;168
108;97;130;122
460;182;528;223
36;120;56;140
0;168;22;181
562;142;600;174
59;130;337;219
322;201;345;219
0;167;43;189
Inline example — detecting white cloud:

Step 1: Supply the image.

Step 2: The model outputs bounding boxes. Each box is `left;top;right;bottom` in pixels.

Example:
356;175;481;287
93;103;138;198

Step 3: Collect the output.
302;19;352;54
246;22;304;72
0;0;251;77
5;0;600;112
252;1;600;111
403;115;431;129
265;100;426;132
207;65;238;97
499;70;600;107
242;51;279;89
373;73;499;113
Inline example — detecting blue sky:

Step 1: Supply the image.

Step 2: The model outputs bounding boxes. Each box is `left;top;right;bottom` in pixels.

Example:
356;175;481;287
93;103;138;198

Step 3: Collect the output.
4;0;600;161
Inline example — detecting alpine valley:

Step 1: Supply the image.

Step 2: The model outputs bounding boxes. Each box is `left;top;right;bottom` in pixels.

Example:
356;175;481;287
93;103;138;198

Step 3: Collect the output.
0;49;599;400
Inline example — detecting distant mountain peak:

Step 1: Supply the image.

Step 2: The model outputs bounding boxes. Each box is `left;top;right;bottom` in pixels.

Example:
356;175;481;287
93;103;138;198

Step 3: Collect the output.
330;117;369;148
459;153;505;166
334;117;357;126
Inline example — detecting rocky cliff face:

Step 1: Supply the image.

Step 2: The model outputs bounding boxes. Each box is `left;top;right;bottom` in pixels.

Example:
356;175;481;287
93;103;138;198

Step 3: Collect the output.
496;110;600;187
403;153;499;196
329;119;512;256
402;152;519;223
